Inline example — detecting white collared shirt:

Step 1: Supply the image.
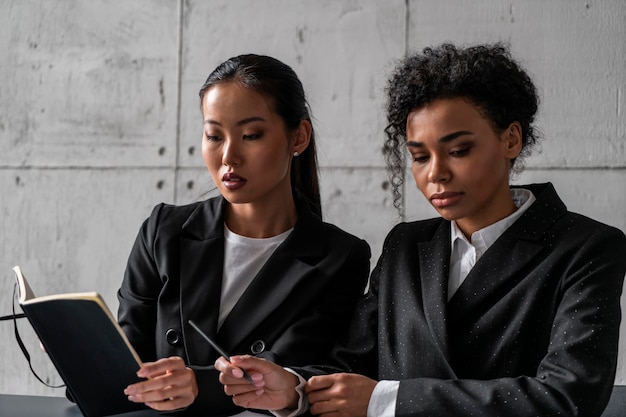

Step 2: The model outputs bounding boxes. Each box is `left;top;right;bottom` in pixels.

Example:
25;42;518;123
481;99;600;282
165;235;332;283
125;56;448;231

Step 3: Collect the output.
448;188;535;300
367;188;536;417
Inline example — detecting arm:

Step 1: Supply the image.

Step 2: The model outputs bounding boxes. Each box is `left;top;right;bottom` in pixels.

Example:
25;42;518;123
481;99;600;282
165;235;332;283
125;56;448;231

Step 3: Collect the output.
118;205;199;411
117;205;163;363
260;238;371;367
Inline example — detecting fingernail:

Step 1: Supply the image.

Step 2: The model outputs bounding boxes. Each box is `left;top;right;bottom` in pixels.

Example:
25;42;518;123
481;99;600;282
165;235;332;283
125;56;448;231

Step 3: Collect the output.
125;387;135;395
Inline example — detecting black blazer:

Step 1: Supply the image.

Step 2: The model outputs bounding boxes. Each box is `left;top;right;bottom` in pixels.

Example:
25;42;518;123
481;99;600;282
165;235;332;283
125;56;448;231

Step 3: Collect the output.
117;195;370;414
305;183;626;417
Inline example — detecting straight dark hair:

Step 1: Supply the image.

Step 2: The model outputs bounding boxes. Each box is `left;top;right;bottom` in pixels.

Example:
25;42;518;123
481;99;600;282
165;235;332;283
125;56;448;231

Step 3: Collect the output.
199;54;321;218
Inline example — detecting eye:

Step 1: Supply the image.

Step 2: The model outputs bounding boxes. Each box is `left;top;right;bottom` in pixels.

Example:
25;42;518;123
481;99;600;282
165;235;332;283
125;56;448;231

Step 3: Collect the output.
243;133;262;140
449;147;470;157
412;155;430;164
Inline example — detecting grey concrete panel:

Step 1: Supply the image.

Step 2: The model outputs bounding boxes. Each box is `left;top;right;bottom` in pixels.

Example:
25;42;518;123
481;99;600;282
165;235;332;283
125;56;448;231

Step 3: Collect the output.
0;0;179;168
407;0;626;168
178;0;406;169
320;167;399;265
0;168;173;395
174;167;219;205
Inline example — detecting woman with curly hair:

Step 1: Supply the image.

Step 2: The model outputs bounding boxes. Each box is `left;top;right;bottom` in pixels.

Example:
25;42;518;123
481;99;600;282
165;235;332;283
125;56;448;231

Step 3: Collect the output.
215;43;626;417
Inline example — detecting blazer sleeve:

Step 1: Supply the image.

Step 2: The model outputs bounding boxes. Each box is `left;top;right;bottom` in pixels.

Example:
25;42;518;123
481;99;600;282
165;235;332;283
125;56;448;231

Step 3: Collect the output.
297;227;394;380
394;225;626;417
263;237;372;366
117;204;164;363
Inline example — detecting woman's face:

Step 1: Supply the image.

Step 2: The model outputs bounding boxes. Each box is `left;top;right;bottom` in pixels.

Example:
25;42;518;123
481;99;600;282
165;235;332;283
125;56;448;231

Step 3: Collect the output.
406;98;522;236
201;82;305;207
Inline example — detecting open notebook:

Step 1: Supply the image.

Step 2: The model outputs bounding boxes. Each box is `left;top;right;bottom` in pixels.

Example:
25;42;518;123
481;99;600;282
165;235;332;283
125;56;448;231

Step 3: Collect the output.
13;265;146;417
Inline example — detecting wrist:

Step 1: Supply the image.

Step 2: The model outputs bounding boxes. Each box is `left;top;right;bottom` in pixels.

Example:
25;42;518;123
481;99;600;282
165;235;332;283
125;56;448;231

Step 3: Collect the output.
286;372;300;409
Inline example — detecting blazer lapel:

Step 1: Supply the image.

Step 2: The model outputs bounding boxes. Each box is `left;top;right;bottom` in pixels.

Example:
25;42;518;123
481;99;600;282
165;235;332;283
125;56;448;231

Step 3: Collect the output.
216;203;324;351
448;182;567;318
179;198;227;364
417;220;454;367
448;235;543;316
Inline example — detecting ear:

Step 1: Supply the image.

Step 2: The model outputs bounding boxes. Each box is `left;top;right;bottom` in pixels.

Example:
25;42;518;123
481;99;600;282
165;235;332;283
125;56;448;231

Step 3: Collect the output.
292;120;312;155
503;121;523;160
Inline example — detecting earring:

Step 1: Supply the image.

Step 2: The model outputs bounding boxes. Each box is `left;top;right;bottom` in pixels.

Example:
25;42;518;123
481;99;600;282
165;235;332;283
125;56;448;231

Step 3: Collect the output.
293;151;299;157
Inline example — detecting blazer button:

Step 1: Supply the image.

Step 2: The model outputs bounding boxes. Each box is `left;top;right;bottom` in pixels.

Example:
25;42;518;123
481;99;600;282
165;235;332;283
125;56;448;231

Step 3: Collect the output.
166;328;181;346
250;340;265;355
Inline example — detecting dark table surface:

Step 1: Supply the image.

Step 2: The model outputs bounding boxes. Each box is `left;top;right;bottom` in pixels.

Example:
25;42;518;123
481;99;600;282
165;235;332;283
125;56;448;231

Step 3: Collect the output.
0;394;266;417
2;386;624;417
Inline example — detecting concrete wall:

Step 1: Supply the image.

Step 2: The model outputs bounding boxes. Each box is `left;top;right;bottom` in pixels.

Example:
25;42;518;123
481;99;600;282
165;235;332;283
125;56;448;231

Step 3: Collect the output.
0;0;624;396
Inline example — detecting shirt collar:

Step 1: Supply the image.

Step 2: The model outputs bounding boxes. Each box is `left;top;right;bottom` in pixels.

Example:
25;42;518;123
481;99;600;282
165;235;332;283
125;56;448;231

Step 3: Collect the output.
450;188;536;255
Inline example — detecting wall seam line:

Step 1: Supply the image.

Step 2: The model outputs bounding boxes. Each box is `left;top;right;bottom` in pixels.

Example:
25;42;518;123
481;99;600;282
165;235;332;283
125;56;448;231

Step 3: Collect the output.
173;0;185;203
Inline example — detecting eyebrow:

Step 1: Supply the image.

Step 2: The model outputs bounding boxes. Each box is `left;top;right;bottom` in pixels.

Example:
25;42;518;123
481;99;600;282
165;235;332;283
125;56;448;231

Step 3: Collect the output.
407;130;473;148
204;116;266;127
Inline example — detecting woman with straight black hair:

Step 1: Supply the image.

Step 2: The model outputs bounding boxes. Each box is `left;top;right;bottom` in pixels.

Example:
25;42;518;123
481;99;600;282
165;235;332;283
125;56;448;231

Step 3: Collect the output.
118;54;370;414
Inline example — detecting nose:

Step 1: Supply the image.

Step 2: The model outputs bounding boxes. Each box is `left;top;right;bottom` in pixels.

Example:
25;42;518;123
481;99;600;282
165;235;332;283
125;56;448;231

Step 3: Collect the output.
427;156;450;183
222;138;241;167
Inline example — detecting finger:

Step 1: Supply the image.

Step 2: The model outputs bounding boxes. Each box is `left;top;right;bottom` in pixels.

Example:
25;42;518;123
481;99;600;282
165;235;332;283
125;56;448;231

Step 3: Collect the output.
305;374;335;392
309;399;338;417
125;377;167;396
127;368;190;396
214;356;231;372
127;379;192;405
229;389;264;408
214;356;242;379
143;389;191;412
138;357;184;378
223;378;265;397
144;385;192;410
216;356;262;386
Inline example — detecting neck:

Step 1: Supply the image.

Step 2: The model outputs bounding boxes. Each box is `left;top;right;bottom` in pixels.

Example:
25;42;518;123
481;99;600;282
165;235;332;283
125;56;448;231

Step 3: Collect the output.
225;196;298;238
456;198;517;239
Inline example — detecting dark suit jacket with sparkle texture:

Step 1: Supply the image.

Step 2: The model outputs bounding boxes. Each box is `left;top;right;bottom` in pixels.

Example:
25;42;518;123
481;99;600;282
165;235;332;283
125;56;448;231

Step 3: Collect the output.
304;182;626;417
117;194;370;415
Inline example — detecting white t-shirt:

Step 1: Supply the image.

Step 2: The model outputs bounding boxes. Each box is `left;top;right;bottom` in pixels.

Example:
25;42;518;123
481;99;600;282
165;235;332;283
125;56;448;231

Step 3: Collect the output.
218;224;292;329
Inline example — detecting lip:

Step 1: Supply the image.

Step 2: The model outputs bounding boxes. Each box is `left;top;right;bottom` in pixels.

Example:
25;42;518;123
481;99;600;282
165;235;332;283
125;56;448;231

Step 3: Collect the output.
429;191;463;208
222;172;247;191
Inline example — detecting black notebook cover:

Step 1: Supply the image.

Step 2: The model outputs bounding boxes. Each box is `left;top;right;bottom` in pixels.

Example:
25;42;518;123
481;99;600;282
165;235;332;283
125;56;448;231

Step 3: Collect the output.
13;265;147;417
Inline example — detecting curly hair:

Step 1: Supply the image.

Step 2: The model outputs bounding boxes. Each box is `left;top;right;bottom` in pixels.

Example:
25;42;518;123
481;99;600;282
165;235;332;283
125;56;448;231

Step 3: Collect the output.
383;43;540;214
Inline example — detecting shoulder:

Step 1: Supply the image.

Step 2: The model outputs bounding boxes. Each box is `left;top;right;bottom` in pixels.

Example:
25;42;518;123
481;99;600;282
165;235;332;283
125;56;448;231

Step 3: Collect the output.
518;182;625;245
299;218;371;261
295;198;370;254
141;196;223;238
385;217;447;245
551;211;626;255
319;220;368;247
